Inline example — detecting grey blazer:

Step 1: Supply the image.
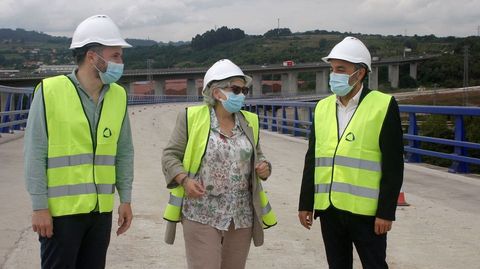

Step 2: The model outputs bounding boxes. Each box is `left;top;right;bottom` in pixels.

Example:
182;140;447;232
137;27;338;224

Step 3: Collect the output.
161;107;271;246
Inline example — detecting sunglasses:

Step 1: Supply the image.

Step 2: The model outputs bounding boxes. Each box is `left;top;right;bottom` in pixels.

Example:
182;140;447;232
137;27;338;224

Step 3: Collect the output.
228;85;250;95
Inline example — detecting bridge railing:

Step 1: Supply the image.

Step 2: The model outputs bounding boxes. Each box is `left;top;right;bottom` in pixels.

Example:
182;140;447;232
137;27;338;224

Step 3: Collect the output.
3;86;479;174
0;86;33;133
244;100;480;174
244;100;316;136
401;105;480;173
127;94;202;105
0;90;202;133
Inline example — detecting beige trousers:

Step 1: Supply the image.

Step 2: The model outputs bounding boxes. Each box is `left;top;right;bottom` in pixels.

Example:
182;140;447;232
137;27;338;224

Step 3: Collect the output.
182;219;252;269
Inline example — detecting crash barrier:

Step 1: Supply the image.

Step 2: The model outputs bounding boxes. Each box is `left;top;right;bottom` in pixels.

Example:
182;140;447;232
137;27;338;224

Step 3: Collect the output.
244;100;480;174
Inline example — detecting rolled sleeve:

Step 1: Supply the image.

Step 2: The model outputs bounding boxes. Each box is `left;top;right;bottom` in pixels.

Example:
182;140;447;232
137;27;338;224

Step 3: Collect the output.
115;109;134;203
24;87;49;210
162;110;188;188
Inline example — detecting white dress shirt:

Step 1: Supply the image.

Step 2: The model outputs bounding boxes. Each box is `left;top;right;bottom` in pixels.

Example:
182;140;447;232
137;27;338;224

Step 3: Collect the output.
336;85;363;138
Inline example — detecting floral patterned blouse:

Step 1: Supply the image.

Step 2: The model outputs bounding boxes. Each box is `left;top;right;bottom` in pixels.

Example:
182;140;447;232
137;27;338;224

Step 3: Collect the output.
182;108;254;231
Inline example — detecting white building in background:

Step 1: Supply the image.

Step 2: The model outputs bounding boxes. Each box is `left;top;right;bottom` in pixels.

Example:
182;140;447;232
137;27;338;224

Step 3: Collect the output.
35;65;77;74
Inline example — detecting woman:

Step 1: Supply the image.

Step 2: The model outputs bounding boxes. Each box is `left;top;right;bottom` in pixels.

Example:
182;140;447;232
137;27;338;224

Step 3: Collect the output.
162;59;276;269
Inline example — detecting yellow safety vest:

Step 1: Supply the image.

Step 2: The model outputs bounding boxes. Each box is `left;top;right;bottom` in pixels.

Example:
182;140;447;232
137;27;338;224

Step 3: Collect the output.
314;91;391;216
41;75;127;217
163;105;277;228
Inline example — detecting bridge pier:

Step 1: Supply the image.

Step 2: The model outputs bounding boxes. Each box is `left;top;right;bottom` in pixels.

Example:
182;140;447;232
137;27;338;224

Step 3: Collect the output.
388;64;400;88
410;63;418;80
128;82;136;94
252;74;262;97
154;79;165;95
186;78;197;97
368;66;379;89
315;70;329;94
281;72;298;97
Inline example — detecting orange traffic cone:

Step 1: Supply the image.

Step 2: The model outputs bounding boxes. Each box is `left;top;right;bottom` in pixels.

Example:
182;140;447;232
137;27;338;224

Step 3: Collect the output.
397;188;410;206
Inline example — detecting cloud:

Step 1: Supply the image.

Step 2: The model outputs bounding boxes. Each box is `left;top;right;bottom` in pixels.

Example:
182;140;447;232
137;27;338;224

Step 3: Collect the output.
0;0;478;42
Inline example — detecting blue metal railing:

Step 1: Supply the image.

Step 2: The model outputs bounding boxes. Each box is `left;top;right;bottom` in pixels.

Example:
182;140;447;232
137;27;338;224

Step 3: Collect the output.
128;94;201;105
401;105;480;173
244;100;316;137
0;86;33;133
2;86;479;174
244;100;480;174
0;88;200;133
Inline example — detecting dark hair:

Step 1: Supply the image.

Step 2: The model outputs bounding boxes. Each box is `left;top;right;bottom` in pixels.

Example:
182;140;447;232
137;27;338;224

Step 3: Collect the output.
72;43;104;65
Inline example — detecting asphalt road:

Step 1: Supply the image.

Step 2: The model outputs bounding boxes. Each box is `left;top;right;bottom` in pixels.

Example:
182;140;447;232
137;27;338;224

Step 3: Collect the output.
1;103;479;268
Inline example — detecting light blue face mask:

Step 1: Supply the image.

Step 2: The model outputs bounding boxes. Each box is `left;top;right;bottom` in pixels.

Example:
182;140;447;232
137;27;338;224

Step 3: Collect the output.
329;70;360;96
220;89;245;113
94;53;124;84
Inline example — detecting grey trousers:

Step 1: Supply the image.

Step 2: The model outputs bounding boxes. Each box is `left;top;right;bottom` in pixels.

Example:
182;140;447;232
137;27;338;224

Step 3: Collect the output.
182;219;252;269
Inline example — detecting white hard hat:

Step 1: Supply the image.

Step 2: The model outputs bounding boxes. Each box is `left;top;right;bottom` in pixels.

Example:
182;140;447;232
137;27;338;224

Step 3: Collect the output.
202;59;252;93
322;36;371;71
70;15;132;49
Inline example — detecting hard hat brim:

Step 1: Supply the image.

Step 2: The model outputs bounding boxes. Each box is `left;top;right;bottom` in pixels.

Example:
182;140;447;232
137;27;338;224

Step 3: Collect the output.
69;40;132;49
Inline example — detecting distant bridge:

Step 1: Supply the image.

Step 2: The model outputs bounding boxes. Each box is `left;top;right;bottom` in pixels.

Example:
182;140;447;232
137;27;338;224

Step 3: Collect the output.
0;55;437;95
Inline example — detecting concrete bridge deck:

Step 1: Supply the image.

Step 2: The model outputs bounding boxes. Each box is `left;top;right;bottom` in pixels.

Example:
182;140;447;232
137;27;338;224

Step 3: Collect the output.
1;103;479;269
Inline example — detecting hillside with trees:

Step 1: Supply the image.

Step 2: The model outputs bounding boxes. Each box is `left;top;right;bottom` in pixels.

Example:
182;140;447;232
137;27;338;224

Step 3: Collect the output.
0;27;478;89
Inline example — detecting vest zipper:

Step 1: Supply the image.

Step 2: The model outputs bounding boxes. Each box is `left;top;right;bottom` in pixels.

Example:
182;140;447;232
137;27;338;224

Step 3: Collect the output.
69;76;101;212
328;96;363;207
92;100;105;211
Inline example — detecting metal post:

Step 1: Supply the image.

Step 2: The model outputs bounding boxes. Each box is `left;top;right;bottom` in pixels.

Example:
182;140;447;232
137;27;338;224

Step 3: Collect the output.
463;46;469;105
1;93;12;133
271;105;277;132
463;46;469;88
263;105;268;129
308;107;313;137
293;107;300;136
406;112;421;162
449;115;469;173
282;106;287;134
14;93;24;130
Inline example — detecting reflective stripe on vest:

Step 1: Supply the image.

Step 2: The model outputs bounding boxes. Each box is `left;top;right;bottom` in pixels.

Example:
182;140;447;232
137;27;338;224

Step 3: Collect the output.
316;156;381;172
42;75;126;217
257;182;276;228
48;154;116;168
163;105;277;228
314;182;379;199
313;91;391;216
48;183;115;197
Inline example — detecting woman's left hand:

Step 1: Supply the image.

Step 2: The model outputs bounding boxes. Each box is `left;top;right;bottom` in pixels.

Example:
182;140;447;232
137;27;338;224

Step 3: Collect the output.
255;161;270;180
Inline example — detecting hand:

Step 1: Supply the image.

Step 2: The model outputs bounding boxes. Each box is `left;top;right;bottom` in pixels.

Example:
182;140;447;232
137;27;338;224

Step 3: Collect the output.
255;161;270;179
298;211;313;230
374;217;392;235
183;177;205;198
32;209;53;238
116;203;133;236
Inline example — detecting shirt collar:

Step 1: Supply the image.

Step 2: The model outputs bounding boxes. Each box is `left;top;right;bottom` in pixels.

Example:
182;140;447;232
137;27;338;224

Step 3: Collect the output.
336;84;363;108
210;107;241;134
67;69;110;98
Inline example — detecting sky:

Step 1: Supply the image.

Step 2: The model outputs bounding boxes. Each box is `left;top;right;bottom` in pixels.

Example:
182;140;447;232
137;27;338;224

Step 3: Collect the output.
0;0;479;42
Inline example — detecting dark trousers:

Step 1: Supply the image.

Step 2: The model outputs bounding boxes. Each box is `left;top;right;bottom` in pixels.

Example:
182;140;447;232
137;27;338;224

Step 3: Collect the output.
39;212;112;269
318;207;388;269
